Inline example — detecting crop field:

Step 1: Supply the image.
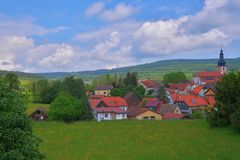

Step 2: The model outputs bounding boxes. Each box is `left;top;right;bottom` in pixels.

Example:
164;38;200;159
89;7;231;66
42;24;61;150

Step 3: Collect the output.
33;120;240;160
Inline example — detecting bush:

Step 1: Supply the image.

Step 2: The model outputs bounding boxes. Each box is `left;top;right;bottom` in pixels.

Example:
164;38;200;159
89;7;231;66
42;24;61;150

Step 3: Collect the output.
206;110;230;127
49;92;83;122
230;112;240;131
192;110;205;119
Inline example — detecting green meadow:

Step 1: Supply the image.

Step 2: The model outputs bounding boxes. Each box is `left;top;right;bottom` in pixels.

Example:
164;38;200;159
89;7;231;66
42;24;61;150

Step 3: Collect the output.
33;120;240;160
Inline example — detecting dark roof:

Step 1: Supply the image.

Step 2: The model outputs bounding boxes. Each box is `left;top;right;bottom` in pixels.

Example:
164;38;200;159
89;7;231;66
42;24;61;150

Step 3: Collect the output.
163;113;186;120
177;103;190;111
158;104;178;114
95;85;113;90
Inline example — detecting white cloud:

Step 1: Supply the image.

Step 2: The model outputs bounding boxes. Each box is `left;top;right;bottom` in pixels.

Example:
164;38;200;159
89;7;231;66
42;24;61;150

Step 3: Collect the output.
85;2;105;16
134;0;239;56
100;3;135;21
38;44;75;68
85;2;136;22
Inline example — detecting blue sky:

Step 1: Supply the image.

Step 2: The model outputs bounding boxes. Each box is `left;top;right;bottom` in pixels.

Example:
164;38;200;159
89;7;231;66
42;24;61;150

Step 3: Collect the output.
0;0;239;72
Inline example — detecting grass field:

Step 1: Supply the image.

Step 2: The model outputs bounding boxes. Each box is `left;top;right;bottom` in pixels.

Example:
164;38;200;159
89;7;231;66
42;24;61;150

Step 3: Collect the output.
33;120;240;160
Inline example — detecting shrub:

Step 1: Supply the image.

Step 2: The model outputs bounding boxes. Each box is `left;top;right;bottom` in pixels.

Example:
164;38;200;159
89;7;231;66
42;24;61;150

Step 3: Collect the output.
192;110;205;119
206;110;230;127
49;92;83;122
230;112;240;132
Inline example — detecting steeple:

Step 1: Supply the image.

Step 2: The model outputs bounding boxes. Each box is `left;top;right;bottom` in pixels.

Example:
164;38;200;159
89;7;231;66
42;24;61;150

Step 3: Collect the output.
218;48;226;67
217;48;227;75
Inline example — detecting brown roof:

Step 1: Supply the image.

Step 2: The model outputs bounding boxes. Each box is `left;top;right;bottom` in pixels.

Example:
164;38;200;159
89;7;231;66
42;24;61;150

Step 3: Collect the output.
158;104;178;115
128;107;151;118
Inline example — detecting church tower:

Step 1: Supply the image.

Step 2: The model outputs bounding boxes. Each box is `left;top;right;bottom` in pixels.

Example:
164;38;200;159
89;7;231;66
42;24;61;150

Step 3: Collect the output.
217;48;227;75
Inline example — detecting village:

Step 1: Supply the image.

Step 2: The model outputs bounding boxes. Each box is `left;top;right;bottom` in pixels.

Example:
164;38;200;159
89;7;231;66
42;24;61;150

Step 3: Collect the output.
30;48;227;122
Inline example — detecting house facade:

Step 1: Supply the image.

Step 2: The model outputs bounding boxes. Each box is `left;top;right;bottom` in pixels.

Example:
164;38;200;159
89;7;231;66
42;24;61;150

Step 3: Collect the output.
128;107;162;120
94;85;113;96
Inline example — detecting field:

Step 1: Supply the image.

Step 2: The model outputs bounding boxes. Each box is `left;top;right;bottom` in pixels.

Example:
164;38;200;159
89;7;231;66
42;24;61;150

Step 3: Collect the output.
33;120;240;160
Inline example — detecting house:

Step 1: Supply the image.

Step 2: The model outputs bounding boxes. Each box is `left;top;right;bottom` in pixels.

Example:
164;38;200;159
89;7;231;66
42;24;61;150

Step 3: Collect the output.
128;107;162;120
124;92;140;108
91;96;128;121
177;103;192;114
157;104;182;115
162;113;189;120
29;108;48;121
193;71;222;85
139;98;162;111
189;85;205;97
174;94;208;110
138;80;160;95
168;83;189;94
94;85;113;96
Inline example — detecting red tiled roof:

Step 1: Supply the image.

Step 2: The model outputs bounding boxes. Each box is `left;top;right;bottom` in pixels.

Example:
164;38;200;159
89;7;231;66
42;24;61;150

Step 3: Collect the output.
175;95;208;107
89;99;101;109
102;97;128;107
95;107;127;113
163;113;186;120
196;71;222;78
206;96;216;107
192;86;203;94
169;83;188;91
140;80;158;88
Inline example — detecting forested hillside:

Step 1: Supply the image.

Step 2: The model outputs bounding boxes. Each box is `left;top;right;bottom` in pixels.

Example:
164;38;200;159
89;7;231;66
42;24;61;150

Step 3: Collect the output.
0;70;42;79
37;58;240;80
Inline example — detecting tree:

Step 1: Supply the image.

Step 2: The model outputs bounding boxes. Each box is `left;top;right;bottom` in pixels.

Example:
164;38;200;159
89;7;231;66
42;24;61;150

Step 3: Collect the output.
0;77;44;159
49;92;83;122
3;73;20;90
31;79;50;103
80;96;93;120
157;86;168;102
62;76;85;99
124;72;138;86
162;71;187;84
207;72;240;130
111;88;123;97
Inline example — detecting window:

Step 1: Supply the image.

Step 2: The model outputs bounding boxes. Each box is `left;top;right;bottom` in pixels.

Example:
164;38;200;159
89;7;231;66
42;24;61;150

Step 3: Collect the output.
104;92;106;94
104;113;108;118
150;116;155;120
143;116;149;120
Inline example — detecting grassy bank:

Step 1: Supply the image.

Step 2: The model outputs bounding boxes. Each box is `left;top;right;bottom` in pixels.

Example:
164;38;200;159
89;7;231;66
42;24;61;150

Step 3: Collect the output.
33;120;240;160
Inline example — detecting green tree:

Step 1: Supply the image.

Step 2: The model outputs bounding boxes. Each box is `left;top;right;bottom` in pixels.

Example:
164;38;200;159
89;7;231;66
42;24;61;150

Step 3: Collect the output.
207;72;240;130
49;92;83;122
3;73;20;90
111;88;123;97
162;71;187;84
0;77;44;159
124;72;138;86
158;86;168;102
62;76;85;99
80;96;93;120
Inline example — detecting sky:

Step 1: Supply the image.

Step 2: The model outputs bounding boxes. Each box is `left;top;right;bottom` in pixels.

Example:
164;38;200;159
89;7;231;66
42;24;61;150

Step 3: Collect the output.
0;0;240;72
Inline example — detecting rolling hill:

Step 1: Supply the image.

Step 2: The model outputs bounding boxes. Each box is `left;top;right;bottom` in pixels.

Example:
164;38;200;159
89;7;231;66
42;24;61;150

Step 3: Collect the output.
37;58;240;81
0;70;42;80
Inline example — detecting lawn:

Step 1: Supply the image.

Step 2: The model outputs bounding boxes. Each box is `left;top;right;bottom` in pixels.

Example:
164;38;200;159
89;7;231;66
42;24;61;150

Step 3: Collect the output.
33;120;240;160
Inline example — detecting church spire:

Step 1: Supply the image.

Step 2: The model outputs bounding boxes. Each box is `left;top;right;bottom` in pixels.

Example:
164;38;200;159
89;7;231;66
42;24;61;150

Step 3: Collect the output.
217;48;227;75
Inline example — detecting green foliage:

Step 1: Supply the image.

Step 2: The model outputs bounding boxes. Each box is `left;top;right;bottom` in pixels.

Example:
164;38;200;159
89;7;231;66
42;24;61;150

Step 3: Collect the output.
157;86;168;102
49;92;83;122
230;112;240;132
124;72;138;86
80;96;94;121
3;73;20;90
62;76;85;99
192;111;205;119
110;88;123;97
162;71;187;84
207;72;240;130
0;76;44;159
110;85;145;99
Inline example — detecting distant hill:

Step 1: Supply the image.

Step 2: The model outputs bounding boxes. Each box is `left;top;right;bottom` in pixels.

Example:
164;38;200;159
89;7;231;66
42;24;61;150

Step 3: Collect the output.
0;70;42;80
37;58;240;81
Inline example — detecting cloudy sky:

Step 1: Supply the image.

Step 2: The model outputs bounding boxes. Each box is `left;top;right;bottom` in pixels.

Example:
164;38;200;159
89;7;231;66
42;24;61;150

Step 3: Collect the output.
0;0;239;72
